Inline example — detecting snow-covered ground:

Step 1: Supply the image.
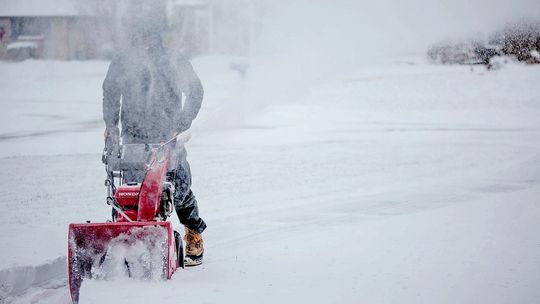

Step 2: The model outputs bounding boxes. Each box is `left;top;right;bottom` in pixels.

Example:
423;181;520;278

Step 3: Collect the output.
0;57;539;303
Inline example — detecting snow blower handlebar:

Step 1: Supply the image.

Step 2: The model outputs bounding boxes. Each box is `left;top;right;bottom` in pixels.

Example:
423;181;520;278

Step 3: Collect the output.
102;131;191;164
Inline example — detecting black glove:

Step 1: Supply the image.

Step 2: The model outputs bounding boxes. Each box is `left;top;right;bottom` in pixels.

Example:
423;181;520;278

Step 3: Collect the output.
176;119;192;135
103;126;120;164
105;126;119;145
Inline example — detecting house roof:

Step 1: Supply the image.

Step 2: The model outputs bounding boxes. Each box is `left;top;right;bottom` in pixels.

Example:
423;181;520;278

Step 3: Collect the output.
0;0;80;17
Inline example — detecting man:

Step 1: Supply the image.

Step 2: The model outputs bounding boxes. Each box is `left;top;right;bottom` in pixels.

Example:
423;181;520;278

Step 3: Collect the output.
102;23;206;266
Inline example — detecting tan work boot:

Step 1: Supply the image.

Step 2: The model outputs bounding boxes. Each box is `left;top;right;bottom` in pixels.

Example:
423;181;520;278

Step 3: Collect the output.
184;228;204;266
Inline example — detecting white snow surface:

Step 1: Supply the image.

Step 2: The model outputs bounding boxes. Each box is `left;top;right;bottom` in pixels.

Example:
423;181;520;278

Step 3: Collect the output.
0;57;540;303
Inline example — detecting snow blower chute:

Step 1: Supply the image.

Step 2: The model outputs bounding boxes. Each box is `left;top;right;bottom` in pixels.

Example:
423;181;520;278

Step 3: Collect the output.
68;135;188;303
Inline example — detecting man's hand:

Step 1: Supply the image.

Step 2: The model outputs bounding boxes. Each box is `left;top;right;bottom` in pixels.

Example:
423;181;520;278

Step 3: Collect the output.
103;126;120;162
105;126;119;140
104;126;119;137
168;121;192;145
176;119;192;135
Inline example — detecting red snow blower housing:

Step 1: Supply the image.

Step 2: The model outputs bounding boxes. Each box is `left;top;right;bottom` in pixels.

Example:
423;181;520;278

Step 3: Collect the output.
68;135;187;303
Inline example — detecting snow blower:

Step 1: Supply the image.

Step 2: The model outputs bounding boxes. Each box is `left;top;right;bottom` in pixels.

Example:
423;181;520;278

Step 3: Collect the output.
68;134;189;303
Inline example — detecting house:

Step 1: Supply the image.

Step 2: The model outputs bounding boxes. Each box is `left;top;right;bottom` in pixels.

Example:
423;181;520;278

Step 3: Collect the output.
0;0;101;60
0;0;256;60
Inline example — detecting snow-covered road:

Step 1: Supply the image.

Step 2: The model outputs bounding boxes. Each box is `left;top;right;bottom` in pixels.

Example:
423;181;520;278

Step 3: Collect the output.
1;58;539;303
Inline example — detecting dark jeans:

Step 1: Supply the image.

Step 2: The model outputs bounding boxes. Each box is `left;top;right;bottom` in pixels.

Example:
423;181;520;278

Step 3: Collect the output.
174;152;207;233
122;134;206;234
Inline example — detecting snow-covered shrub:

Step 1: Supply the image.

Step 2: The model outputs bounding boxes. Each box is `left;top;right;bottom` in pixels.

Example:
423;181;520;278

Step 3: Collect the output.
489;21;540;63
427;40;497;65
428;21;540;66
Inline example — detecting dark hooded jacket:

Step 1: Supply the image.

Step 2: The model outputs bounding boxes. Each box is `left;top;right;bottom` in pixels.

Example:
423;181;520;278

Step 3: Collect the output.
103;46;203;142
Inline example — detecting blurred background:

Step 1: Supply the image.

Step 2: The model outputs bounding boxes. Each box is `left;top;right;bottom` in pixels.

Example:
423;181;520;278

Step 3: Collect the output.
0;0;538;64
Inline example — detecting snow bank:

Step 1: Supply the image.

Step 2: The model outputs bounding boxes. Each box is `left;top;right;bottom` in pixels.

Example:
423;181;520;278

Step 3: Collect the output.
0;257;66;302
